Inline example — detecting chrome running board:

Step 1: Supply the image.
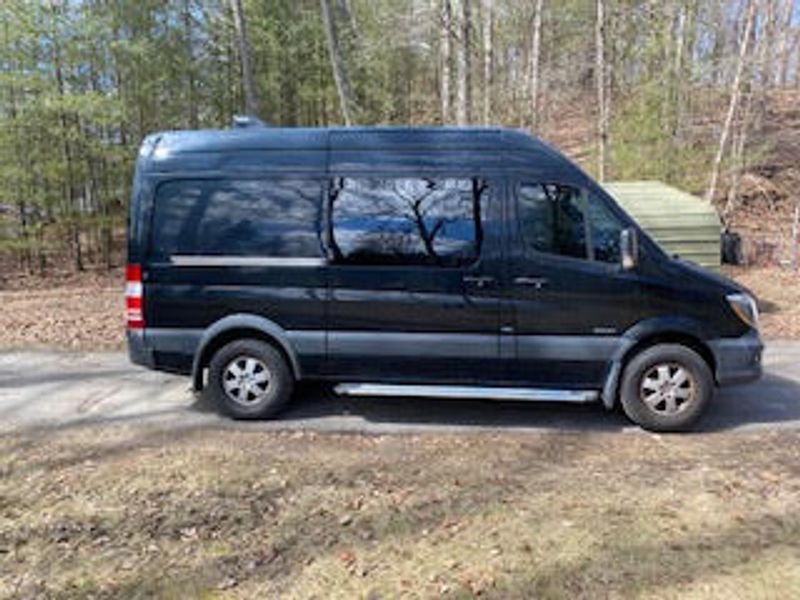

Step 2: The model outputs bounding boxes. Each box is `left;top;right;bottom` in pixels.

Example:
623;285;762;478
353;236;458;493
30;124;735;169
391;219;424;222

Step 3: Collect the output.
333;384;599;403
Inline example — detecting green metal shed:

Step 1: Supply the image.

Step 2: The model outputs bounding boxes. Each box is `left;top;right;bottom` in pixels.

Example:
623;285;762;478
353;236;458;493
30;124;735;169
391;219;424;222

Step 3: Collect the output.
604;181;722;271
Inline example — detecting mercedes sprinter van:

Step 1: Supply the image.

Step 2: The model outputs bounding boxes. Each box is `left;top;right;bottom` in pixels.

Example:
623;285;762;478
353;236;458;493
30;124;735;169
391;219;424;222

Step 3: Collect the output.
126;125;762;431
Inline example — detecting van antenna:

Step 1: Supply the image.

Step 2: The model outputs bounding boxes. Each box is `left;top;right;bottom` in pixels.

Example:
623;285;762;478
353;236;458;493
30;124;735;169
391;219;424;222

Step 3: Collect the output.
232;115;270;128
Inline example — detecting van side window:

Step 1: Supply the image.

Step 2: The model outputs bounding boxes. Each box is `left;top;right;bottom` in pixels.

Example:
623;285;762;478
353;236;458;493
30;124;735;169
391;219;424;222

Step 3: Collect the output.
518;183;623;264
329;177;484;267
150;179;323;259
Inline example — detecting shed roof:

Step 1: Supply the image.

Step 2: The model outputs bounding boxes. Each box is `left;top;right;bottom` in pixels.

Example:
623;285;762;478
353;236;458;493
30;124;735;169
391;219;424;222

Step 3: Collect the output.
604;181;722;270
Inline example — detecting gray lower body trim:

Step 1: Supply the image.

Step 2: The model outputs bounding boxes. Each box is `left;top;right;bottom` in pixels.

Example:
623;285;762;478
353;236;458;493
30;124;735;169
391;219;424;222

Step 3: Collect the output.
286;330;326;356
516;335;618;361
127;330;154;368
334;383;599;403
328;331;497;358
329;331;619;361
144;328;204;355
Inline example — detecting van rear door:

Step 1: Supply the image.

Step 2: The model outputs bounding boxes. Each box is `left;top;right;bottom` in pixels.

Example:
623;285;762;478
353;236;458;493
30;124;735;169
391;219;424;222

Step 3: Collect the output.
143;177;328;374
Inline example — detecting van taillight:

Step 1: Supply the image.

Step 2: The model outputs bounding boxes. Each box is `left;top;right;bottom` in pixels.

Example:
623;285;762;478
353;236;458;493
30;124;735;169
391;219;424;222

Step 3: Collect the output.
126;263;144;330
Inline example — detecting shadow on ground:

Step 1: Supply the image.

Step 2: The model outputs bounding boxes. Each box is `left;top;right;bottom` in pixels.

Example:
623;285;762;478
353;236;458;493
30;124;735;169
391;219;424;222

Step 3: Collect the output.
189;372;800;434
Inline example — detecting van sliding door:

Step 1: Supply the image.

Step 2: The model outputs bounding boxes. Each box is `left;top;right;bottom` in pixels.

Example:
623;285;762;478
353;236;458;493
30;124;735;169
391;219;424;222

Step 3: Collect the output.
324;175;505;384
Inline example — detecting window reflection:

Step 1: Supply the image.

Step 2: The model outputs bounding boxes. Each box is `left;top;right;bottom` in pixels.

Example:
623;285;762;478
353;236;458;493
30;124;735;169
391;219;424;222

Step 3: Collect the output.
330;177;485;267
151;179;323;259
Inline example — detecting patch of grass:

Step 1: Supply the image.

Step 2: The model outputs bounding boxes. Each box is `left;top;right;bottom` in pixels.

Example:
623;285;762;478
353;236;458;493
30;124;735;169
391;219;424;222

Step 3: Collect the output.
1;427;799;598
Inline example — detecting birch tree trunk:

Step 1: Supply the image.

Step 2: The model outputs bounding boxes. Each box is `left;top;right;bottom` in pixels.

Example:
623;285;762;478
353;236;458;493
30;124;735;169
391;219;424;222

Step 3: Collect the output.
481;0;493;125
321;0;355;125
529;0;543;131
671;4;686;133
454;0;472;125
595;0;608;182
726;0;770;217
439;0;452;123
775;0;794;87
463;0;472;124
706;0;757;206
229;0;259;116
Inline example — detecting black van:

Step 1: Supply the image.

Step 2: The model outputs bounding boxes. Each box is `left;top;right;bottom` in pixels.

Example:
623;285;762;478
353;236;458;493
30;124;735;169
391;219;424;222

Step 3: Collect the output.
126;125;762;431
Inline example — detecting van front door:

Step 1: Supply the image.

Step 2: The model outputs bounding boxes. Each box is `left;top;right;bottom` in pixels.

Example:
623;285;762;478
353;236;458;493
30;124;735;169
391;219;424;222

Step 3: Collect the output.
325;176;505;384
505;182;640;389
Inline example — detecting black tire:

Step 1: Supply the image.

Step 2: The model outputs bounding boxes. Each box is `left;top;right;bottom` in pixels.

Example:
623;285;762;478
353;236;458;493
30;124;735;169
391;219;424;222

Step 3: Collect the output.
619;344;713;432
206;339;294;420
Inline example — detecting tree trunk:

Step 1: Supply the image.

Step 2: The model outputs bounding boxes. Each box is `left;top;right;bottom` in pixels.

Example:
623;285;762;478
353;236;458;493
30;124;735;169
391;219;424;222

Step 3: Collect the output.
50;1;83;271
671;4;686;132
595;0;608;182
706;0;757;207
529;0;543;131
776;0;795;87
481;0;493;125
439;0;452;123
183;0;199;128
320;0;355;125
229;0;259;116
792;198;800;272
454;0;472;125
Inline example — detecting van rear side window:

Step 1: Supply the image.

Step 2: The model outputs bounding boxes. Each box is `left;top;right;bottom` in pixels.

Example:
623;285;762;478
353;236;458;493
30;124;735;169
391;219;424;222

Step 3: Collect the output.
329;177;485;267
150;179;323;259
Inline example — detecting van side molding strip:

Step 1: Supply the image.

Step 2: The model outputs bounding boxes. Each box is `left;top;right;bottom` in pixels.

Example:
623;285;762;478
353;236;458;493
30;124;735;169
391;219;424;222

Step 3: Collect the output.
334;384;599;403
171;255;326;268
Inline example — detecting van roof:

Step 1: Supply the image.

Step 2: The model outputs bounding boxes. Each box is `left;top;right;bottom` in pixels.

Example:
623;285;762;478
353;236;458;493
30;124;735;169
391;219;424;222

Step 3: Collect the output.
137;126;584;181
144;126;554;156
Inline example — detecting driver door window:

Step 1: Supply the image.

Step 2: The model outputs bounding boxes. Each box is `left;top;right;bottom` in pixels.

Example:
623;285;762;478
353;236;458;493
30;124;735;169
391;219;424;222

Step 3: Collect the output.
517;183;623;264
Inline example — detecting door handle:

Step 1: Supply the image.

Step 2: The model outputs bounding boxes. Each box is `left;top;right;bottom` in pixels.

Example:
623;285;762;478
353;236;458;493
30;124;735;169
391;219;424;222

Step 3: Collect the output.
513;276;548;289
463;275;496;288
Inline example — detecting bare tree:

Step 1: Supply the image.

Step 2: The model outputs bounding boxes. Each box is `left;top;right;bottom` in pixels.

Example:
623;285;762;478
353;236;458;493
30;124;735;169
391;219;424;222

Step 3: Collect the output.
229;0;259;116
726;0;771;216
707;0;757;207
439;0;452;123
529;0;543;131
775;0;795;87
793;198;800;271
183;0;198;128
454;0;472;125
595;0;608;181
481;0;493;125
321;0;356;125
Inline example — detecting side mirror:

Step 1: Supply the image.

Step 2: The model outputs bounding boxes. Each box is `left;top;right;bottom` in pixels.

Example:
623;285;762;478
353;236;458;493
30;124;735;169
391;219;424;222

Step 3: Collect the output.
621;228;639;270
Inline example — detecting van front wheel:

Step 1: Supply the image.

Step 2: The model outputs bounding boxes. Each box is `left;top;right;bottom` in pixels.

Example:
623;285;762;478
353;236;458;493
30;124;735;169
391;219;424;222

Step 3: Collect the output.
207;339;294;419
619;344;713;432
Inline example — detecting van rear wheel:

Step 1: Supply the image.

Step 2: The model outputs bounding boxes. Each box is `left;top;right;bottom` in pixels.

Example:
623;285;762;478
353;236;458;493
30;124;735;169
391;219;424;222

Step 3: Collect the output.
619;344;713;432
207;339;294;419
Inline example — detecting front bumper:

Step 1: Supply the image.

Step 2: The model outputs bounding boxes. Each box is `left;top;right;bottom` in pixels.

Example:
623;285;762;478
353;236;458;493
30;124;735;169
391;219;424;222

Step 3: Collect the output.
709;330;763;386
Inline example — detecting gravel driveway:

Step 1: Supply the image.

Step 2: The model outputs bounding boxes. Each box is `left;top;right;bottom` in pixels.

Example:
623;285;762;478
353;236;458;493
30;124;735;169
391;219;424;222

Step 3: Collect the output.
2;342;800;434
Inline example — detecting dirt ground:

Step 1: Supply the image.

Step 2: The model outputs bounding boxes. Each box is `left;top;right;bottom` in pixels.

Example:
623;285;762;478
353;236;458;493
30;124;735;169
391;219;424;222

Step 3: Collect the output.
0;268;124;351
0;266;797;350
724;267;800;339
0;426;798;599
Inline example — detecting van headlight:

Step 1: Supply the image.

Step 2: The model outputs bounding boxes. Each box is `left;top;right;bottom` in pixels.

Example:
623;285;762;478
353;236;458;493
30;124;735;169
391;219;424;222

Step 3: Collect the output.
727;293;759;329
